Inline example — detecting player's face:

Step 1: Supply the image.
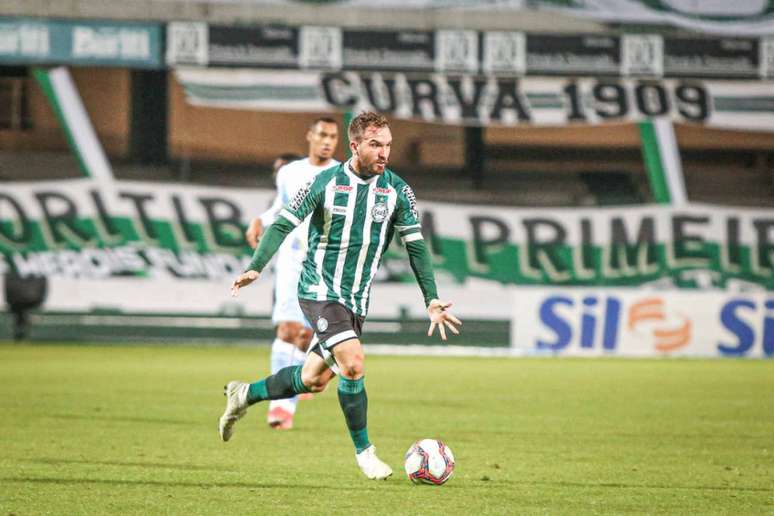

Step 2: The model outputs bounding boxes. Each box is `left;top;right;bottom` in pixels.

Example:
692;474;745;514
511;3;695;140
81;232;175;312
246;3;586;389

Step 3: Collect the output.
307;121;339;162
351;125;392;175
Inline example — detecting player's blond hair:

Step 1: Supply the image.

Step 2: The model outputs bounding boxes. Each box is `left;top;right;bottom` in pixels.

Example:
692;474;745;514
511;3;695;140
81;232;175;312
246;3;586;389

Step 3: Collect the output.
348;111;389;143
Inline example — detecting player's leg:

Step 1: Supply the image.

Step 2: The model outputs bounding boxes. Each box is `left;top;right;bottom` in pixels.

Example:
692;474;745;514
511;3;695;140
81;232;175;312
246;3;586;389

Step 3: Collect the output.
266;259;309;428
332;338;391;480
218;350;332;442
267;320;305;429
298;298;392;480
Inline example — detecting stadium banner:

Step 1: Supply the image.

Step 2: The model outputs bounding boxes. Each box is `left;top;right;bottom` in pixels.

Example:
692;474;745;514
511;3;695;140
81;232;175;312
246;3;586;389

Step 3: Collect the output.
223;1;774;36
536;0;774;37
1;179;773;291
0;18;163;68
33;67;114;181
510;288;773;358
167;23;774;79
175;68;774;131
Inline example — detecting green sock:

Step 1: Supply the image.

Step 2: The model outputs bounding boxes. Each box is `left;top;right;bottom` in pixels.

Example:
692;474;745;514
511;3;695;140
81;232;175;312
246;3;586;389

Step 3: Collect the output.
337;376;370;453
247;365;310;405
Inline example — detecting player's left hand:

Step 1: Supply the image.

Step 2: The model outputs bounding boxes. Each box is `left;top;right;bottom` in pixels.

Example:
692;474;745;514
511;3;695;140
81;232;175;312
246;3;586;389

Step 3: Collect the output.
230;270;260;297
427;299;462;341
245;218;264;249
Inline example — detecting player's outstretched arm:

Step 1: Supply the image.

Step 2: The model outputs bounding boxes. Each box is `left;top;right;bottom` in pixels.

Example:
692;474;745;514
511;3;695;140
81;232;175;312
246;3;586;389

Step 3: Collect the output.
427;299;462;341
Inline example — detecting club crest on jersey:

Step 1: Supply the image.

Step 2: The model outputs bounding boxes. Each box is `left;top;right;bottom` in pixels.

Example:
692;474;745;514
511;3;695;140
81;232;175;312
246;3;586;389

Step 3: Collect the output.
317;317;329;332
371;202;388;223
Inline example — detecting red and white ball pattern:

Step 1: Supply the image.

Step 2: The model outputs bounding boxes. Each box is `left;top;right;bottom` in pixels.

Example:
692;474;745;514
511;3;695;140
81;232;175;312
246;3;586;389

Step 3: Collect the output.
404;439;455;485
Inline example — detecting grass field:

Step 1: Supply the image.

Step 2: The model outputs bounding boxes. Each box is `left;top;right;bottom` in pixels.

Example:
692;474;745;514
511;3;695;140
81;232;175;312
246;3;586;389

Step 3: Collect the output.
1;342;773;515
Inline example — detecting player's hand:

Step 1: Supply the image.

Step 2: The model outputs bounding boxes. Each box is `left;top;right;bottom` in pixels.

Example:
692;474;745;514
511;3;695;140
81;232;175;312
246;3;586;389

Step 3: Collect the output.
230;270;260;297
245;218;264;249
426;299;462;341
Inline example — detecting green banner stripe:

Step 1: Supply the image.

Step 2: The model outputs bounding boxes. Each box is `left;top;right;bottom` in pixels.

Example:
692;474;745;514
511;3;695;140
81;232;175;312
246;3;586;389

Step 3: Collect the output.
32;68;91;178
638;120;671;205
183;83;319;101
713;97;774;112
525;93;563;109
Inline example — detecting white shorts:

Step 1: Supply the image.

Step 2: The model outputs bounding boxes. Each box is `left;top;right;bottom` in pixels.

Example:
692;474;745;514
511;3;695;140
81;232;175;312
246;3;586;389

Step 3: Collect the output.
272;253;310;327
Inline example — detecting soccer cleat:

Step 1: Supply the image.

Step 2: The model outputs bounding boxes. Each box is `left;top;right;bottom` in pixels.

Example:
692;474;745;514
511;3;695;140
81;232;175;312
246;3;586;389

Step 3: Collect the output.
267;406;294;430
218;381;249;442
355;445;393;480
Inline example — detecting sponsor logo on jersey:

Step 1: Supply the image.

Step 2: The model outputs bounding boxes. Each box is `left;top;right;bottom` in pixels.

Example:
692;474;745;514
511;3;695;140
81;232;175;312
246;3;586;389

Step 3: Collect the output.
334;185;354;193
374;187;393;195
317;317;329;332
332;205;348;215
401;185;418;220
371;202;388;223
289;180;314;211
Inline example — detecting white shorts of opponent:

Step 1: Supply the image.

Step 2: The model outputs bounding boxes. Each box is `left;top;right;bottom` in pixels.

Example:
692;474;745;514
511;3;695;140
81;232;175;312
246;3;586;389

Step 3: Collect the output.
272;253;311;328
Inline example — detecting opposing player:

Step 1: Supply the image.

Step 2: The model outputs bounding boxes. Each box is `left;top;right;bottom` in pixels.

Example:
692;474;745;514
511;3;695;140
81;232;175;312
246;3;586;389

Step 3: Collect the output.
221;111;462;480
244;118;339;430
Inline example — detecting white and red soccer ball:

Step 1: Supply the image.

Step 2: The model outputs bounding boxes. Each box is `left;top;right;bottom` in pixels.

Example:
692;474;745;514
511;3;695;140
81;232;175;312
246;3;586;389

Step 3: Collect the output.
404;439;455;485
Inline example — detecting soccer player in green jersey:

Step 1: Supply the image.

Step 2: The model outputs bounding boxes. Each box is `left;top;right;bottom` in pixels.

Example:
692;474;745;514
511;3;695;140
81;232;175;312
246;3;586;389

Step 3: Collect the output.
219;111;462;480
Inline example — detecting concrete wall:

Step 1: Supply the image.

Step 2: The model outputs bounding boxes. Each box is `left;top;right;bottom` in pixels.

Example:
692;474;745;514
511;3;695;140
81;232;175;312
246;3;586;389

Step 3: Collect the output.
0;67;130;156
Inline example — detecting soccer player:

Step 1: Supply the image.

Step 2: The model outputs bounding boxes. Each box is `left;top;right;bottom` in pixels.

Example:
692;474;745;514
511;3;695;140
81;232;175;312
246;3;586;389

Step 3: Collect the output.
220;111;461;480
244;118;340;430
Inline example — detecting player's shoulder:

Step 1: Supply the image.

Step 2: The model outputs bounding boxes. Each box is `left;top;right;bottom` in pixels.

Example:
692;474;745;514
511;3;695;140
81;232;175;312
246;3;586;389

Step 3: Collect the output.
296;161;343;194
277;157;308;175
316;161;344;182
382;168;414;195
275;158;306;184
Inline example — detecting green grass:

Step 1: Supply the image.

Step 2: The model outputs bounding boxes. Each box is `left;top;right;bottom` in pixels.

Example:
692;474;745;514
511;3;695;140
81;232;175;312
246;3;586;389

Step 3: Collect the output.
0;342;773;515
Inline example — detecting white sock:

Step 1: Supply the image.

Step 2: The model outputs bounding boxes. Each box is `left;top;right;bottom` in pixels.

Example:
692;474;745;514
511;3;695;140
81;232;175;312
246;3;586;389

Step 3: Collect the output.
269;338;299;415
270;338;296;374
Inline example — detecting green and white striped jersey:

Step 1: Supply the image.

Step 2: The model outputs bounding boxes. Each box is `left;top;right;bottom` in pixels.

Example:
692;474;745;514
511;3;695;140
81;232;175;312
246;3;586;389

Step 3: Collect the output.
276;161;424;316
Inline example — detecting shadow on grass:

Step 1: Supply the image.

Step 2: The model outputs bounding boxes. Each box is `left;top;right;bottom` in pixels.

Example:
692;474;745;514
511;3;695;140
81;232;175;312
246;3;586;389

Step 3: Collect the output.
47;413;197;426
4;476;772;494
0;476;392;491
469;479;774;493
27;457;239;473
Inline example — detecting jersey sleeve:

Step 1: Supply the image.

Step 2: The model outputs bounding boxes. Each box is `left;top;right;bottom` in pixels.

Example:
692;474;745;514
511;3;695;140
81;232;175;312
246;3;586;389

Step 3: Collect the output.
393;182;438;306
276;171;327;228
393;183;423;244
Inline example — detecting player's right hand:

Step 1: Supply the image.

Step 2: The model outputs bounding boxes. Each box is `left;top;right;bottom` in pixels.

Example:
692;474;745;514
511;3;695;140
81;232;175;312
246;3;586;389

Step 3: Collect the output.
231;270;260;297
245;218;264;249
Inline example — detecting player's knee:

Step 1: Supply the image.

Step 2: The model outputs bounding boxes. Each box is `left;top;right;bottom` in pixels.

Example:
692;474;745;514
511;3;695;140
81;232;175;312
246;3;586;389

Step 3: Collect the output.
337;355;365;380
276;322;300;342
295;328;313;352
301;370;330;393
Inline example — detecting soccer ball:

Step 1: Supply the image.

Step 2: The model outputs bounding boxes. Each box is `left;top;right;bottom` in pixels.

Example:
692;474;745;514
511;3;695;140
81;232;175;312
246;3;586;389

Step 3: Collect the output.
404;439;455;485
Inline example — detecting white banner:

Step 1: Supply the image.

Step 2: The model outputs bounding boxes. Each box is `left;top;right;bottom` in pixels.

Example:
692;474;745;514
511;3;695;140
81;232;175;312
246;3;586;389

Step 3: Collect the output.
176;68;774;131
540;0;774;37
214;1;774;36
511;288;774;358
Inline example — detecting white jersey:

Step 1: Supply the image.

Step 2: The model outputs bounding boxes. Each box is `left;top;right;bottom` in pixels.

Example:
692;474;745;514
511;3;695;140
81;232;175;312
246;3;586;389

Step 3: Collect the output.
260;157;340;263
260;157;339;325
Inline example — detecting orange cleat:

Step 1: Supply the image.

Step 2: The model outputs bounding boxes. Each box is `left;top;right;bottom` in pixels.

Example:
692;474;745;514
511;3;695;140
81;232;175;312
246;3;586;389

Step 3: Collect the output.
267;406;294;430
